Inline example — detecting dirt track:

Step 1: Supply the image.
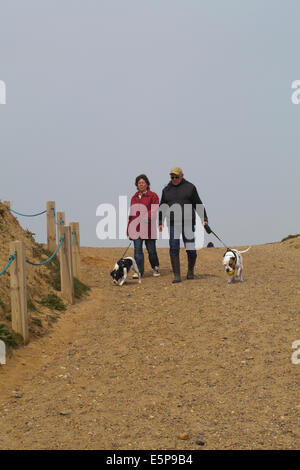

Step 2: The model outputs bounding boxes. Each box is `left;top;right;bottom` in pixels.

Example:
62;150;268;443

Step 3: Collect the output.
0;240;299;450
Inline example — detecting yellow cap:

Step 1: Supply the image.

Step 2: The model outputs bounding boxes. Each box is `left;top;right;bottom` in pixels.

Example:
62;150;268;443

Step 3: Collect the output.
170;166;183;175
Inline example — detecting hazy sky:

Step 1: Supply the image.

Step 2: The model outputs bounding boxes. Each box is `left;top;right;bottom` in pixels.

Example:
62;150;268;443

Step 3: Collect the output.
1;0;299;248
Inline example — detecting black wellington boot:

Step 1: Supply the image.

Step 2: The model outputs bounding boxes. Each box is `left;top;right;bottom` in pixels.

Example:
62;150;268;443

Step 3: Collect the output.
170;255;181;283
186;251;197;279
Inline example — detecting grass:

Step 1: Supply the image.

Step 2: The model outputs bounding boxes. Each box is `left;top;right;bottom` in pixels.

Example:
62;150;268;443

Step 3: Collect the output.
0;300;10;322
74;277;90;299
46;313;60;324
44;249;61;291
37;293;66;311
281;234;300;242
0;299;6;313
31;243;46;259
34;245;61;291
36;247;90;297
30;241;90;298
25;229;36;243
31;317;43;328
0;323;20;349
27;298;38;312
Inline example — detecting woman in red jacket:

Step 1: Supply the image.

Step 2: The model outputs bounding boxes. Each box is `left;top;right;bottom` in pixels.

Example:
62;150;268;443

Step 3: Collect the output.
127;174;160;277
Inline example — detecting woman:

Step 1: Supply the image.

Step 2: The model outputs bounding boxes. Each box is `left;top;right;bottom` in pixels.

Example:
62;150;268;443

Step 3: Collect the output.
127;174;160;277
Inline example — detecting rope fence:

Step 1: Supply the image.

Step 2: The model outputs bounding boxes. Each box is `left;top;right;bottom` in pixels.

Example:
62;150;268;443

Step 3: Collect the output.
26;235;65;266
0;252;16;276
51;206;58;225
10;208;47;217
0;200;81;348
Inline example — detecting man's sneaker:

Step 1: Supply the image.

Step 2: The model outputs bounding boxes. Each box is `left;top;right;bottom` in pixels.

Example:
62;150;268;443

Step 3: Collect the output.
132;273;140;279
153;266;160;277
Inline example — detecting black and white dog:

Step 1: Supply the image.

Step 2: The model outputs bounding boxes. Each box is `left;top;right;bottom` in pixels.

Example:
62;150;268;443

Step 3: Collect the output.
110;257;141;286
222;247;251;283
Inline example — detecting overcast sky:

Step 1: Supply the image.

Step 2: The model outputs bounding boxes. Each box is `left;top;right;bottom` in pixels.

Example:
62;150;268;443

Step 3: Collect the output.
1;0;299;248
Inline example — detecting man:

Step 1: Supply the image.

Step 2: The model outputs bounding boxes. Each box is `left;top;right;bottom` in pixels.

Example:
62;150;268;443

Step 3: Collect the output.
158;167;208;283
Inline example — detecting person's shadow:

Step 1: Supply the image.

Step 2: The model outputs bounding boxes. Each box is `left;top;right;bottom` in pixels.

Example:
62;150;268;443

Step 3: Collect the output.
194;273;220;280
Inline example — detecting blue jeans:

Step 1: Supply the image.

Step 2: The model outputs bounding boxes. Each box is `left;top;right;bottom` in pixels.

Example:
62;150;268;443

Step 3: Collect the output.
133;239;159;275
169;225;197;259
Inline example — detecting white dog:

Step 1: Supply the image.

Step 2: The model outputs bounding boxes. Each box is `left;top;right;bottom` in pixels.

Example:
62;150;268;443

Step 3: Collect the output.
222;247;251;283
110;256;141;286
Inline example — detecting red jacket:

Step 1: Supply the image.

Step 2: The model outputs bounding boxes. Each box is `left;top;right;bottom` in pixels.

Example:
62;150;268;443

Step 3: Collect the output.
127;190;159;240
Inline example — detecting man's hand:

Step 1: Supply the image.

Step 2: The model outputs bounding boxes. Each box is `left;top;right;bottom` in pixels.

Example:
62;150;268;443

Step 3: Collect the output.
159;225;163;232
204;222;212;234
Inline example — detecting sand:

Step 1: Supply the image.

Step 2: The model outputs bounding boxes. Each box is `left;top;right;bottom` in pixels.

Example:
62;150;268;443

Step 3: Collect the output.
0;239;299;450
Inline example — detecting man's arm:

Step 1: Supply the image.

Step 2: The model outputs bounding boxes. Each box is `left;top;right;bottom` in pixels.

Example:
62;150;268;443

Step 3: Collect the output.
191;186;208;223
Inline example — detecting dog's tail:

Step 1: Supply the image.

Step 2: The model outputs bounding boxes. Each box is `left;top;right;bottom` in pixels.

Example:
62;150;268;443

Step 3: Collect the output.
239;246;251;254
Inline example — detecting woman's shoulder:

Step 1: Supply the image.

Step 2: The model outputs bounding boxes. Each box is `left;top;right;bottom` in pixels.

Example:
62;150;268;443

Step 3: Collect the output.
130;191;140;201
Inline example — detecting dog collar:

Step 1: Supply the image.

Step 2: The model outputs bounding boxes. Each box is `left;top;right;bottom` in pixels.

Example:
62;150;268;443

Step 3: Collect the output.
223;248;237;263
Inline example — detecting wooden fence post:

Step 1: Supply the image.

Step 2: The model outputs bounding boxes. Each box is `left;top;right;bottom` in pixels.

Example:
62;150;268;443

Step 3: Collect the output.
57;211;66;234
47;201;56;252
10;240;29;345
59;226;74;304
56;212;65;260
70;222;80;279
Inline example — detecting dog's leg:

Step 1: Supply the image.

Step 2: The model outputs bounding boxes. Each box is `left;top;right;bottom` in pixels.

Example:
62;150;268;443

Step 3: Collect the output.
132;259;142;283
235;267;241;281
119;268;127;286
238;258;244;281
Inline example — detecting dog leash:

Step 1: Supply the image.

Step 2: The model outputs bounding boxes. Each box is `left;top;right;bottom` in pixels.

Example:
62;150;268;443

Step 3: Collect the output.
205;225;238;262
121;241;132;259
205;224;228;248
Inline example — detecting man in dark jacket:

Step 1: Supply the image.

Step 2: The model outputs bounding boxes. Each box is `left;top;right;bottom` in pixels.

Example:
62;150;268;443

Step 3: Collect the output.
159;167;208;283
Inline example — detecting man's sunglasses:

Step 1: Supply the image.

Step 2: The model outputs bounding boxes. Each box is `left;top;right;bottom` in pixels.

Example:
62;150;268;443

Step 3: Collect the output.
170;175;180;180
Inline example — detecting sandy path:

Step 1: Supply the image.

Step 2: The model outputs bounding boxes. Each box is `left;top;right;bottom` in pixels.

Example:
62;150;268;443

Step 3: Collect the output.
0;242;299;449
